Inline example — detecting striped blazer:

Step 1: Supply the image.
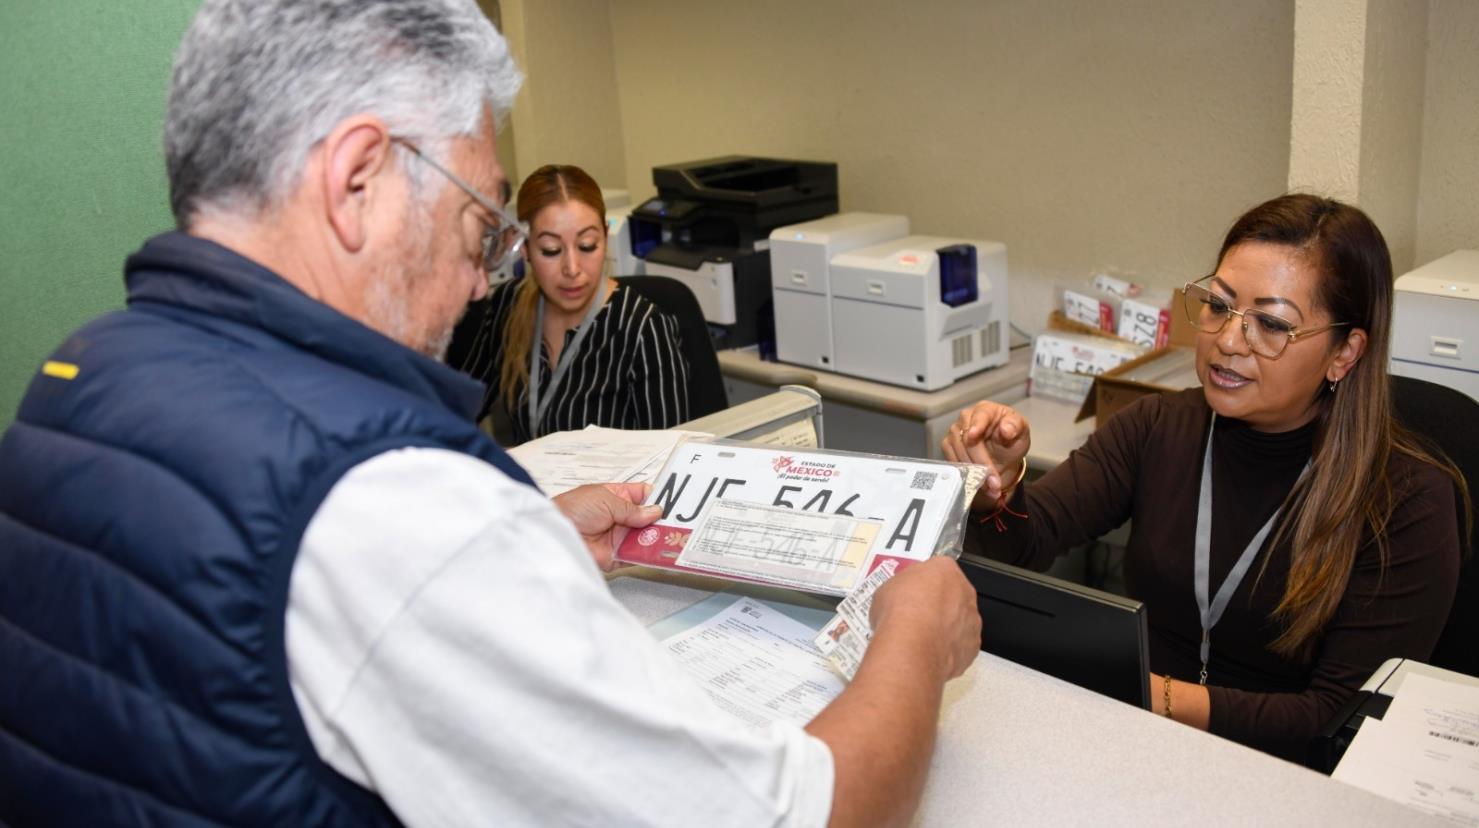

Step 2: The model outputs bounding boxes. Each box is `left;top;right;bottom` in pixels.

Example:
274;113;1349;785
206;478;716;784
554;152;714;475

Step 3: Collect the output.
454;279;690;444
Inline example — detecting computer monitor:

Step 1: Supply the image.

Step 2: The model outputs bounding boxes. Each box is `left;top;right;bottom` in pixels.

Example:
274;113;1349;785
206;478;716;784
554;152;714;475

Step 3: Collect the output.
958;553;1150;709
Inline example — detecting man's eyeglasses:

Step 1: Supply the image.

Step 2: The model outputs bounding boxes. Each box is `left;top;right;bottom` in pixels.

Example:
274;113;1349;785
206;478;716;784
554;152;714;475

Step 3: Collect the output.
1181;276;1348;359
391;137;527;281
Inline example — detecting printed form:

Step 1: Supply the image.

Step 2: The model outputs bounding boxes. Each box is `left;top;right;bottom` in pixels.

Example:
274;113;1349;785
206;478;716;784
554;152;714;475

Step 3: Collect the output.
680;499;885;594
507;426;710;496
1333;672;1479;824
660;596;844;730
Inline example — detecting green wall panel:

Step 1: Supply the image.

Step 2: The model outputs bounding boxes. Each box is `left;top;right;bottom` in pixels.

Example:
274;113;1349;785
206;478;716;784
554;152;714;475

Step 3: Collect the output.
0;1;201;427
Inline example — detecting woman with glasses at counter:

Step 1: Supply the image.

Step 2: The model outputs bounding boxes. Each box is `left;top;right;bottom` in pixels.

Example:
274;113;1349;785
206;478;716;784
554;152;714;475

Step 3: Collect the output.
943;194;1469;761
450;164;689;443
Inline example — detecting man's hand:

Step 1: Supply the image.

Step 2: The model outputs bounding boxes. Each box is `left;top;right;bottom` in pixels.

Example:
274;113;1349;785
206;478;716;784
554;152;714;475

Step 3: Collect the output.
868;557;981;683
551;483;662;571
806;556;981;828
940;400;1032;510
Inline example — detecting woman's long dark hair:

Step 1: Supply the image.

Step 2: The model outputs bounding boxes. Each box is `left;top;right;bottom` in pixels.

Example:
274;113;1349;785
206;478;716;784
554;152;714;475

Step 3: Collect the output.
1223;194;1470;658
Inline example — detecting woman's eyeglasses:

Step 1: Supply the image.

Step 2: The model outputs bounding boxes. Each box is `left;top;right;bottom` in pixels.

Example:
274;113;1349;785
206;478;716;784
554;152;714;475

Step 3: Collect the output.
1181;277;1348;358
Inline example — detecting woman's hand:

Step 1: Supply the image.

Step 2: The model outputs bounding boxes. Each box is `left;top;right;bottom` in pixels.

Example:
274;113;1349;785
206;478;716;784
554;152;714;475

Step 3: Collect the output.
941;401;1032;510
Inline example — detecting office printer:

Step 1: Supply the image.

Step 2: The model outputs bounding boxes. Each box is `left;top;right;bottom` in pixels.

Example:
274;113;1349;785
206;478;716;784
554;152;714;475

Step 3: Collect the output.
600;189;644;277
826;236;1010;391
769;213;911;369
1310;658;1479;773
629;156;839;348
1390;249;1479;403
605;206;646;277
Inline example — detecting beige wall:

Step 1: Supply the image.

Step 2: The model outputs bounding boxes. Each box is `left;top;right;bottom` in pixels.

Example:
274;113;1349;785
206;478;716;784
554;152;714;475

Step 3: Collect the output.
1286;0;1429;274
1357;0;1429;274
508;1;1473;315
1289;0;1367;202
1415;0;1479;267
1286;0;1467;276
606;0;1295;330
498;0;627;189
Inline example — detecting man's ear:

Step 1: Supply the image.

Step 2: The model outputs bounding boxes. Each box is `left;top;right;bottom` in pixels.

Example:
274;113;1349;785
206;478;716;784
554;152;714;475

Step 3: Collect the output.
1328;327;1368;383
319;115;395;254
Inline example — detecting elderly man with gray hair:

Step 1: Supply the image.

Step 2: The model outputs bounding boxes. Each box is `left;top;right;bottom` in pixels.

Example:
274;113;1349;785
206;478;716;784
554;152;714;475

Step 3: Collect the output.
0;1;981;826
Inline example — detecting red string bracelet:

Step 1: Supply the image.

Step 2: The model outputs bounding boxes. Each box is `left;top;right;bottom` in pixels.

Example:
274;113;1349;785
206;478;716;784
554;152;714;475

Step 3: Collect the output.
977;458;1029;532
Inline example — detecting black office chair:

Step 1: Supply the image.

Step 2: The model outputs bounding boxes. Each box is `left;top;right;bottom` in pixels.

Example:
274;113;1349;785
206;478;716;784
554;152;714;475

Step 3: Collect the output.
1391;375;1478;677
619;275;729;420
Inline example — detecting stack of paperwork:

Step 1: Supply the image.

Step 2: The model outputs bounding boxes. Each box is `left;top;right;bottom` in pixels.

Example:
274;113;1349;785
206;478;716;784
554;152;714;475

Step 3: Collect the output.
507;426;711;496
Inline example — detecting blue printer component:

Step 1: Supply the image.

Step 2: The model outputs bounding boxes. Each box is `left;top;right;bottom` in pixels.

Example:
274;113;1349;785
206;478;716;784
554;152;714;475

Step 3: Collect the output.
937;245;979;308
630;156;839;348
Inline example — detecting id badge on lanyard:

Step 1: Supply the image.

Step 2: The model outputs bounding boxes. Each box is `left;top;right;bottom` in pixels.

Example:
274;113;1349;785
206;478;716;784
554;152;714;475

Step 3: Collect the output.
527;279;609;433
1192;413;1310;684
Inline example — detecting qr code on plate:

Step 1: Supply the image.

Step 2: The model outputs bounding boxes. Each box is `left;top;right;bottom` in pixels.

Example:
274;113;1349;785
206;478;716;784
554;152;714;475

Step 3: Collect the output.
910;471;936;491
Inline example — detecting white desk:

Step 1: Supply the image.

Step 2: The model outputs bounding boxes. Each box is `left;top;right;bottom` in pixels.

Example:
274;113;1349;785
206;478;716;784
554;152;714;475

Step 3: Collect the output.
1014;394;1098;472
610;571;1439;827
718;347;1032;460
715;348;1100;471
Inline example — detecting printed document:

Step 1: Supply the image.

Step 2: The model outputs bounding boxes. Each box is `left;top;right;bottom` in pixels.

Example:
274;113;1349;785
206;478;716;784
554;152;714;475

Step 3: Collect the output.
659;596;844;730
1332;673;1479;823
678;499;884;593
507;426;709;496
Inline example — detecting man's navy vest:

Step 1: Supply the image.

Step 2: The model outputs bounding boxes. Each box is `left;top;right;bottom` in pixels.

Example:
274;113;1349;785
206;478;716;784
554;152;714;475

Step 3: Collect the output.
0;233;535;826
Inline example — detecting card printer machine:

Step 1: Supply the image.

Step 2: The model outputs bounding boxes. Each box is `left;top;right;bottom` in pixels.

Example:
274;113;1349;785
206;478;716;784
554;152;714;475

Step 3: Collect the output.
769;213;912;370
827;237;1010;391
629;156;839;348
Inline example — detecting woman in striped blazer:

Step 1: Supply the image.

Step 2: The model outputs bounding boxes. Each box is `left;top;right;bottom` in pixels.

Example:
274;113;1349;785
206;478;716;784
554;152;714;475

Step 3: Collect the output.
453;164;690;444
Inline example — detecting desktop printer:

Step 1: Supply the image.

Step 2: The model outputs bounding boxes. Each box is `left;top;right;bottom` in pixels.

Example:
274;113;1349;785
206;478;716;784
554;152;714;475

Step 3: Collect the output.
826;236;1010;391
604;203;646;277
768;213;911;369
1390;249;1479;403
629;156;839;348
600;189;644;277
1309;658;1479;773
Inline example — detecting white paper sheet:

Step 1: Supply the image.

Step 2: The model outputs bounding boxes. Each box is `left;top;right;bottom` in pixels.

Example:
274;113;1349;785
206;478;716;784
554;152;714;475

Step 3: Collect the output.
659;596;845;730
1333;673;1479;824
751;418;817;447
507;426;711;496
678;499;884;593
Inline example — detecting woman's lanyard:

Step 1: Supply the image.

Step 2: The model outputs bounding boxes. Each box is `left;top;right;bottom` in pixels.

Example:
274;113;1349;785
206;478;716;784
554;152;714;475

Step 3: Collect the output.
527;279;609;433
1192;413;1310;685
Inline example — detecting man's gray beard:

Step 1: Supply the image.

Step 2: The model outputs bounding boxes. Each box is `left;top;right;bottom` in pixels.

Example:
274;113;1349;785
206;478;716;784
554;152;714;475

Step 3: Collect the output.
365;206;456;361
365;261;414;350
423;314;457;363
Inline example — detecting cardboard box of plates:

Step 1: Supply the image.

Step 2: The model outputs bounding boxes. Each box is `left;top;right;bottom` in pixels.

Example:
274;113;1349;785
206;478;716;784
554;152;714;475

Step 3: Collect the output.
1028;319;1146;405
1074;292;1201;426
